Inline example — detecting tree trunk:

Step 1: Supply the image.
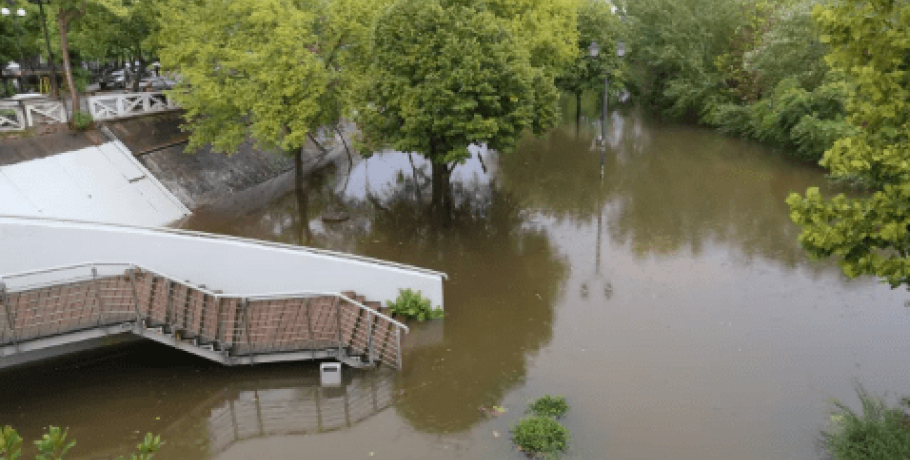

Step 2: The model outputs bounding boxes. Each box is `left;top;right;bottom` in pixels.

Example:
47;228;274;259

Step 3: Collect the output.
57;12;79;117
431;161;453;225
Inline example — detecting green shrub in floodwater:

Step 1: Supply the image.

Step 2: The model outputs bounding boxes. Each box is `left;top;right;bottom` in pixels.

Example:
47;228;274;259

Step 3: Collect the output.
386;288;443;322
824;388;910;460
511;416;569;457
0;425;162;460
527;395;569;419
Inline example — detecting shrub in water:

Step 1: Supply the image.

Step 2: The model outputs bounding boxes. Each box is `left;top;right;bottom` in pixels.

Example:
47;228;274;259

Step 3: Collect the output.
386;288;443;321
512;416;569;456
824;388;910;460
527;395;569;419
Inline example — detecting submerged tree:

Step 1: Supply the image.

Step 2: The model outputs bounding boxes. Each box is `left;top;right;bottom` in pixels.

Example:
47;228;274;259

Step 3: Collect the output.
787;0;910;288
356;0;576;213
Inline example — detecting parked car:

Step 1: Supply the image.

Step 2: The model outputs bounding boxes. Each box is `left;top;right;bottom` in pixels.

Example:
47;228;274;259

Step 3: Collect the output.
100;69;127;89
138;76;176;91
100;66;155;90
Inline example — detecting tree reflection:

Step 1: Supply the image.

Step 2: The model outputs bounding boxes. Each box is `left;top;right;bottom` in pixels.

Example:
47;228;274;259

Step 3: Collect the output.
499;109;847;270
345;167;569;434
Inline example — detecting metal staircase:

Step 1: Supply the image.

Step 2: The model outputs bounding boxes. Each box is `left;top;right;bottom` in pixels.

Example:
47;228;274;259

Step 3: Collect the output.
0;262;408;369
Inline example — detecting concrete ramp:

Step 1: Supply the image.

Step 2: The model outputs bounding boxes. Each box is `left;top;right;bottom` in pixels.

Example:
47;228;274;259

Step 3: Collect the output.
0;215;446;309
0;139;191;227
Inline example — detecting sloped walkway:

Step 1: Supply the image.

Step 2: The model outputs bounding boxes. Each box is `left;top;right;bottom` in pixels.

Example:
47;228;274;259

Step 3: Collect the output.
0;132;190;226
0;262;407;369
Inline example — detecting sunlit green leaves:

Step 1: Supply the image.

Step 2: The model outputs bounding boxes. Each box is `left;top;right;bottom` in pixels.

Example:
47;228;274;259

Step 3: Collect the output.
787;0;910;289
0;426;23;460
157;0;344;155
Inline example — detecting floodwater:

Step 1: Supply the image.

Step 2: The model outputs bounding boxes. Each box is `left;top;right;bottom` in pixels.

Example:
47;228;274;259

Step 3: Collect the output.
3;107;910;460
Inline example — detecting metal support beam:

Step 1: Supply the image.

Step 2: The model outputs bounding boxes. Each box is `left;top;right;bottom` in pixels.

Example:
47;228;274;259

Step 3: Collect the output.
241;298;254;363
89;267;108;331
334;297;344;359
1;281;19;352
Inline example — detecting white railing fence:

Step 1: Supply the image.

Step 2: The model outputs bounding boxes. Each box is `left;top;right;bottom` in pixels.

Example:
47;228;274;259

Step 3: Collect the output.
88;92;179;121
24;100;67;127
0;103;26;132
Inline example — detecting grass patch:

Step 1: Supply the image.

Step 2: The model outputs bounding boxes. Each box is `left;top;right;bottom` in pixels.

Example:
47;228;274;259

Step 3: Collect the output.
512;416;569;457
824;387;910;460
527;395;569;419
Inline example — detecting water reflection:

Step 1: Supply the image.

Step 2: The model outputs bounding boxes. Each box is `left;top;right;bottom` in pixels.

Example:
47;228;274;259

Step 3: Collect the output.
501;108;850;270
186;148;570;434
162;368;398;459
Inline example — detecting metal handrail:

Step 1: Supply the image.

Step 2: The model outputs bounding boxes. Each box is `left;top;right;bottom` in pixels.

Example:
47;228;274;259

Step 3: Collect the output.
0;261;406;332
0;261;410;368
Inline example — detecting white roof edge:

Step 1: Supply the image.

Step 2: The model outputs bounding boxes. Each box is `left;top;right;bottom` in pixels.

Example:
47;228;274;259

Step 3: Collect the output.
0;214;449;280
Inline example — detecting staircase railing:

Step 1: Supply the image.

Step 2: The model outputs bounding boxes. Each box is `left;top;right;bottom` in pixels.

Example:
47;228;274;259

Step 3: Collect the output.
0;262;409;369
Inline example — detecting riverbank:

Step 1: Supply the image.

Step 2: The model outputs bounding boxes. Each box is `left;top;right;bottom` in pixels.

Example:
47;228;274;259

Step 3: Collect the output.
0;112;356;227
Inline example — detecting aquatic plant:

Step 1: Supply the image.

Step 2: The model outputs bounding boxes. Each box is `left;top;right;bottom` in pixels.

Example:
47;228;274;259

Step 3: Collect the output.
386;288;444;322
527;395;569;419
824;388;910;460
511;416;569;457
0;426;161;460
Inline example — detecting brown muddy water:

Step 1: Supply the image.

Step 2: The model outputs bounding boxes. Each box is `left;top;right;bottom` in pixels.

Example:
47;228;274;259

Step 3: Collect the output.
3;109;910;460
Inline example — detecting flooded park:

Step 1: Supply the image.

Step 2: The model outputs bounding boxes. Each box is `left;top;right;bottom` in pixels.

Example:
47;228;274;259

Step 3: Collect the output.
3;105;909;460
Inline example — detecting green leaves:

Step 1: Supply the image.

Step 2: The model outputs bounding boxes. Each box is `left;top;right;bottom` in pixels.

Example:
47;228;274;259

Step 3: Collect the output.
357;0;569;166
0;426;23;460
115;433;162;460
1;427;160;460
34;427;75;460
788;0;910;289
526;395;569;419
386;288;443;321
511;416;569;457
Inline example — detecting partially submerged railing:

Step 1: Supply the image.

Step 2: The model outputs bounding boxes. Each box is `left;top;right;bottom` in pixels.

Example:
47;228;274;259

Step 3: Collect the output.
0;262;408;369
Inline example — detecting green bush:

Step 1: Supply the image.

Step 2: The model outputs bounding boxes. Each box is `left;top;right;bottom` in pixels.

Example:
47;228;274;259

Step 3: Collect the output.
386;288;443;321
824;389;910;460
71;111;93;131
527;395;569;419
512;416;569;456
0;425;161;460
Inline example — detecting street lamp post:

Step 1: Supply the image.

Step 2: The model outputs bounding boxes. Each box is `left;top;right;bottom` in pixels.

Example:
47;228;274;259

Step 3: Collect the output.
1;3;27;92
26;0;58;98
588;40;625;178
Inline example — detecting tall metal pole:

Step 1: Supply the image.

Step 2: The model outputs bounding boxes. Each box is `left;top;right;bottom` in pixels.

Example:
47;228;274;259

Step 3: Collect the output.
35;0;58;97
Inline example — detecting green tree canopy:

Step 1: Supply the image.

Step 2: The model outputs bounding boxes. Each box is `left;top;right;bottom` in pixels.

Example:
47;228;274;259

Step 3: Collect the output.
787;0;910;288
356;0;576;209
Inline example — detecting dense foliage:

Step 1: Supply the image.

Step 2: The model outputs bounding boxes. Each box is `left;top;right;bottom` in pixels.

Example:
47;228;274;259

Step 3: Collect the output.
555;0;626;114
824;389;910;460
386;288;443;321
625;0;855;162
527;395;569;418
0;426;161;460
512;416;569;456
787;0;910;288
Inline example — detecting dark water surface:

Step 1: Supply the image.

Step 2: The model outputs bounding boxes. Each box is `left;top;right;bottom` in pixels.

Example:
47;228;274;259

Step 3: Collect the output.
3;110;909;460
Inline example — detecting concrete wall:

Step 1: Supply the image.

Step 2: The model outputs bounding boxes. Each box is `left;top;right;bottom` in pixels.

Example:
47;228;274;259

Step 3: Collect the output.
0;216;445;308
